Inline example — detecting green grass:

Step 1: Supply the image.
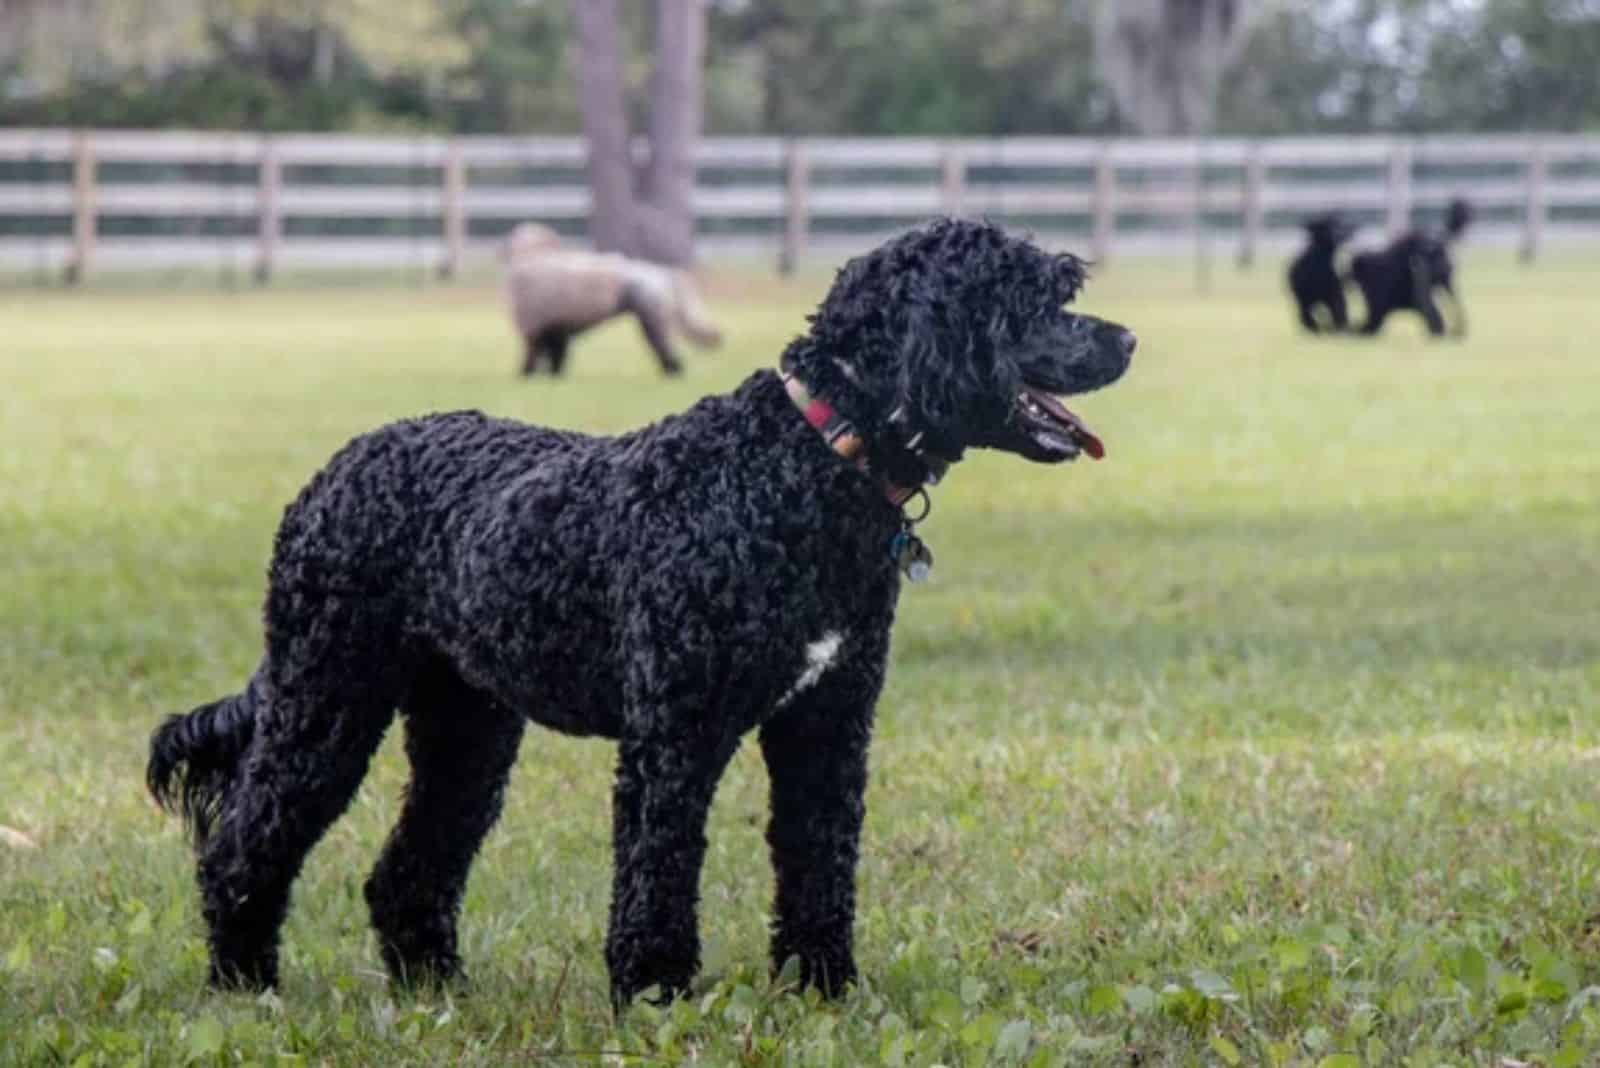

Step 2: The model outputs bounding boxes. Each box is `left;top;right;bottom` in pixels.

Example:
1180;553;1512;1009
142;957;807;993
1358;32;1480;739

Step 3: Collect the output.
2;252;1598;1067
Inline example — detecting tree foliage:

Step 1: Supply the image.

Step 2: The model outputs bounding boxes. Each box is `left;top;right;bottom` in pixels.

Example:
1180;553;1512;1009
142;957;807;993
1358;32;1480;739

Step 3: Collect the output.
1222;0;1600;134
709;0;1114;136
2;0;1598;134
1094;0;1258;135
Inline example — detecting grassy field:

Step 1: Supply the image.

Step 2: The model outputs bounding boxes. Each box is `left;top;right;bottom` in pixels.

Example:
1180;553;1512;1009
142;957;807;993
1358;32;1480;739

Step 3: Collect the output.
2;250;1598;1067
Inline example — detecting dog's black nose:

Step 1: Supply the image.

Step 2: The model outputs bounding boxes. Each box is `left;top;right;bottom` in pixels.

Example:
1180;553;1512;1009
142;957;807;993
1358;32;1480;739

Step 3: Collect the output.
1117;329;1137;357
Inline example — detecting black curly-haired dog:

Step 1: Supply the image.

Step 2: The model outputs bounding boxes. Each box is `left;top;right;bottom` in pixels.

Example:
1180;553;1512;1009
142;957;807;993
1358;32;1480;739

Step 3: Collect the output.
147;217;1134;1007
1288;211;1358;334
1350;197;1473;338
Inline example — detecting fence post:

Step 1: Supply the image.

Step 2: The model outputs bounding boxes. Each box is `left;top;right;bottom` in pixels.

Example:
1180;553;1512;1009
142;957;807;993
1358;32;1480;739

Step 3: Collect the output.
1091;141;1115;265
66;130;96;285
1192;138;1213;293
255;138;281;284
940;142;966;217
441;139;466;279
1386;140;1413;238
1238;141;1264;267
1521;138;1547;264
779;139;810;276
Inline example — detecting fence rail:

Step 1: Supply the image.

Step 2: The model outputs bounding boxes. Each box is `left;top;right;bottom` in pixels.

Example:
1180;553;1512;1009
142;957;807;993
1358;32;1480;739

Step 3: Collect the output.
2;129;1599;280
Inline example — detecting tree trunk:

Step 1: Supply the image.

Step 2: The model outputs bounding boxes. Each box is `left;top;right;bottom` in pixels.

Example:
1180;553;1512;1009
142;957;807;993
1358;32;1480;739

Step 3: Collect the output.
1094;0;1256;135
312;21;337;86
571;0;636;254
570;0;705;265
637;0;706;266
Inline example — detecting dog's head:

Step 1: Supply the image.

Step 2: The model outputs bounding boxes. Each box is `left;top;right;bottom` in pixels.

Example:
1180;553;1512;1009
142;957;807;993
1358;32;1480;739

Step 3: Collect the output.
1445;197;1473;240
783;218;1133;475
1303;212;1357;249
501;221;563;264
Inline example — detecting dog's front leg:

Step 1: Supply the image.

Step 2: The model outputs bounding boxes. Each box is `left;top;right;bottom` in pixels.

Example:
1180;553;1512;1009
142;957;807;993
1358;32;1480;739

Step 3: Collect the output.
759;660;882;998
605;726;737;1008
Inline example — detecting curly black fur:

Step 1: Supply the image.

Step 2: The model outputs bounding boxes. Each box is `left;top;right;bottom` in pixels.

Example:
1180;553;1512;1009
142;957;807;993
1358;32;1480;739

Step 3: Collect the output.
147;217;1134;1005
1350;197;1473;338
1287;212;1357;334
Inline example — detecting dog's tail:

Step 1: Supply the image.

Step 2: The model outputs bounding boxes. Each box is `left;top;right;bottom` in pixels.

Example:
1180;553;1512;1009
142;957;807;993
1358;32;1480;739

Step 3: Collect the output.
670;271;723;350
147;671;262;849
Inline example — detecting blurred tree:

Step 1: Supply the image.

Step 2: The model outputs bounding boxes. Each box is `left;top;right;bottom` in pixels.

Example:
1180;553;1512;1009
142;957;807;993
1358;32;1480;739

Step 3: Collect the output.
572;0;708;265
1220;0;1600;135
573;0;636;252
1421;0;1600;131
0;0;470;129
200;0;465;81
440;0;578;134
1093;0;1258;135
0;0;207;94
709;0;1112;136
2;0;1598;135
639;0;708;263
1220;0;1441;135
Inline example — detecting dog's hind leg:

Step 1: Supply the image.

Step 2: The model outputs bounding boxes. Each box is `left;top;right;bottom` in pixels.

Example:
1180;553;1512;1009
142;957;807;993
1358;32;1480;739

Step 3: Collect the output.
196;596;403;990
1440;279;1467;338
1359;300;1390;336
1419;291;1448;337
365;659;525;985
1297;301;1322;334
620;283;684;376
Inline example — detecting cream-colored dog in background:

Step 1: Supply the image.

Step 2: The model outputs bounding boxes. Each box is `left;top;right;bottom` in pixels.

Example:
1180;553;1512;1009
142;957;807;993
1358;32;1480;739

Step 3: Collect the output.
501;222;722;377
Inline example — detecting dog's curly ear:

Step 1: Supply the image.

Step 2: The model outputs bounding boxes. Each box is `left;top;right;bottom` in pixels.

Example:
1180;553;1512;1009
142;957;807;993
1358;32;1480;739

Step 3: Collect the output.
502;222;562;264
897;298;1017;451
1053;251;1088;303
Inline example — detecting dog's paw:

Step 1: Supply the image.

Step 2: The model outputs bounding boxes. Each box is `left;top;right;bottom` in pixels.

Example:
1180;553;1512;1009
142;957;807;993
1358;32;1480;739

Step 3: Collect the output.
207;954;278;993
606;936;699;1012
381;947;466;990
772;948;857;999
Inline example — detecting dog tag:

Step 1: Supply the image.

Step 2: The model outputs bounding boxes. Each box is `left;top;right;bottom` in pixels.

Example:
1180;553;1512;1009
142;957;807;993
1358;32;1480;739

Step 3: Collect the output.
889;530;934;583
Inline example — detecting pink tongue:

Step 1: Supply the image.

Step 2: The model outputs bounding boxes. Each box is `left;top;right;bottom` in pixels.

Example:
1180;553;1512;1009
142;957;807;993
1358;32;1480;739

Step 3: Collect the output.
1027;387;1106;460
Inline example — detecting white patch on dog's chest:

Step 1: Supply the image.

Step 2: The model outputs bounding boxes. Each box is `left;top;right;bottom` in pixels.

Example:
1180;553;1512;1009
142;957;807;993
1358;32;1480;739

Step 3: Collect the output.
774;631;844;709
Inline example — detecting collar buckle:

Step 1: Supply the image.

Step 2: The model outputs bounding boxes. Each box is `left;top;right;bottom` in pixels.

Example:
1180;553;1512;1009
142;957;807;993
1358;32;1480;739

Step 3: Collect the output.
783;369;941;511
783;369;940;583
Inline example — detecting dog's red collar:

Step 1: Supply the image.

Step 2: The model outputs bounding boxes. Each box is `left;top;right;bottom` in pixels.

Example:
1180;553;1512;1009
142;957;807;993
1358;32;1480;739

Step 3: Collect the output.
782;371;937;581
781;372;918;508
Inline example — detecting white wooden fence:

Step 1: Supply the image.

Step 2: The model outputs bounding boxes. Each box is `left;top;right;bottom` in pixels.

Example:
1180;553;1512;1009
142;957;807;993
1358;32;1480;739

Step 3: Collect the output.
2;129;1599;280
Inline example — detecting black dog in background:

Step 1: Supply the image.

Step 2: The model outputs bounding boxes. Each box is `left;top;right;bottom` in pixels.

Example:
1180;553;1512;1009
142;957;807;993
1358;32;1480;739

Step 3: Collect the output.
1349;198;1473;338
1288;212;1359;333
147;218;1134;1007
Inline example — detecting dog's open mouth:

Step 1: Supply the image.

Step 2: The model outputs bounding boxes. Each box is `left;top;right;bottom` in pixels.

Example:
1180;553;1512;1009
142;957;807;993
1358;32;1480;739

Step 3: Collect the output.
1017;385;1105;461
